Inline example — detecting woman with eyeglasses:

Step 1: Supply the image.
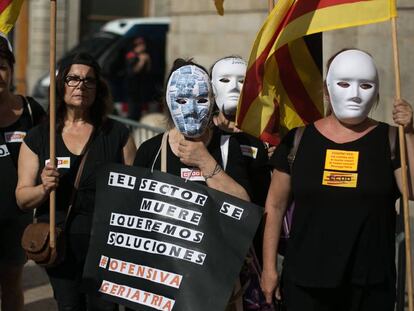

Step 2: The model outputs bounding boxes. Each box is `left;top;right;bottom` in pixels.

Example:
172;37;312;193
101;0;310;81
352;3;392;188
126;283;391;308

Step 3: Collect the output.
16;52;136;310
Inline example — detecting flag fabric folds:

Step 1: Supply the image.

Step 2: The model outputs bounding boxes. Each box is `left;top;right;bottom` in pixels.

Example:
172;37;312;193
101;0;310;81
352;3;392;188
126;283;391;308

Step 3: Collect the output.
236;0;397;145
0;0;24;34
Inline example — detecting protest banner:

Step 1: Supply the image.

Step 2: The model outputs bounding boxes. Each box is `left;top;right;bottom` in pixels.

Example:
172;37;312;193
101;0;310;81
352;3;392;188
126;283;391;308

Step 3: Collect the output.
83;163;263;311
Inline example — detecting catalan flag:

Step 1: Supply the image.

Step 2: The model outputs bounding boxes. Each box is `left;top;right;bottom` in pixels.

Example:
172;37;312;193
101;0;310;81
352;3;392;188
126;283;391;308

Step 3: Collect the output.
0;0;24;34
236;0;397;145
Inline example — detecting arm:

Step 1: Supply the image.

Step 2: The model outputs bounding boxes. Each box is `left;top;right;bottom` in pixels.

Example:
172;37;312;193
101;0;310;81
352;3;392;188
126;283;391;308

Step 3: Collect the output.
123;136;137;166
261;169;291;304
177;139;250;201
15;142;59;210
393;99;414;199
133;52;151;73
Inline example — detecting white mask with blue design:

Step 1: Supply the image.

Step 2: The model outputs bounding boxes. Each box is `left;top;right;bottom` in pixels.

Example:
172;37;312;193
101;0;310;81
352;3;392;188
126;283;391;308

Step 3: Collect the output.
166;65;212;138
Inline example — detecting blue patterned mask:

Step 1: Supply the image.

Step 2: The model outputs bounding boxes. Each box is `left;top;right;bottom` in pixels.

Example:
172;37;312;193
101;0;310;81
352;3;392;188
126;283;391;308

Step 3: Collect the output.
166;65;212;138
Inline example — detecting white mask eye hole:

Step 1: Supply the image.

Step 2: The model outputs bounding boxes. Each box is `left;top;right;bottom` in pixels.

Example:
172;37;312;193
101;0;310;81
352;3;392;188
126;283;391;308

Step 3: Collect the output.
238;78;244;84
219;78;230;83
337;81;350;88
175;98;187;105
360;83;373;90
197;98;208;104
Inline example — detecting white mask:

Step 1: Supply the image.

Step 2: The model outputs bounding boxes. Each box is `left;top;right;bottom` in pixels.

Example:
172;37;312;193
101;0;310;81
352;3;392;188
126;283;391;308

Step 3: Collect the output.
326;50;379;125
211;57;247;117
166;65;212;138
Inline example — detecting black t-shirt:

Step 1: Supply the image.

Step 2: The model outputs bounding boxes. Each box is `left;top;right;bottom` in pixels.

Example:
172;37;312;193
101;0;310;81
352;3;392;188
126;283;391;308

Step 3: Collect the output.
223;131;271;206
269;122;400;287
24;119;130;233
0;97;45;220
133;129;251;195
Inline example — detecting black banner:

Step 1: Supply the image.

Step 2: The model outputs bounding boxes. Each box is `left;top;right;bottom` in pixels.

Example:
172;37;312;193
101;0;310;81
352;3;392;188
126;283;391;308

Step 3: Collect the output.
83;163;263;311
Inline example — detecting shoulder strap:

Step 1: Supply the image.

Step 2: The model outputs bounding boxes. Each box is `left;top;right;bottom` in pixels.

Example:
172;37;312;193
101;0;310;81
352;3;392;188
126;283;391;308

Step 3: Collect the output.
23;96;34;126
63;129;96;228
287;126;305;172
220;134;231;171
161;131;168;173
388;125;397;162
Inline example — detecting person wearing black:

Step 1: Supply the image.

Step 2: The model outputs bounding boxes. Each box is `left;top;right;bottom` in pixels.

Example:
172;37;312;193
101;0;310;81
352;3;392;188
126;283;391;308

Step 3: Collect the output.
261;49;414;311
125;37;154;121
16;53;136;311
0;35;45;311
210;56;271;310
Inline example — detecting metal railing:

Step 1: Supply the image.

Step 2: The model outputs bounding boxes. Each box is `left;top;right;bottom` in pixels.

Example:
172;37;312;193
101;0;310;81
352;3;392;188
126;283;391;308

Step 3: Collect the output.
109;114;165;147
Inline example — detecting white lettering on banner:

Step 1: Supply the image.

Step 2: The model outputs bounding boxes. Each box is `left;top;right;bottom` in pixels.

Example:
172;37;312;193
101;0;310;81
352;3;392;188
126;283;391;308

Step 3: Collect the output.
107;231;207;265
108;172;136;189
140;198;202;226
4;131;26;143
99;280;175;311
139;178;207;206
101;256;183;289
45;157;71;169
110;212;204;243
220;202;244;220
0;144;10;157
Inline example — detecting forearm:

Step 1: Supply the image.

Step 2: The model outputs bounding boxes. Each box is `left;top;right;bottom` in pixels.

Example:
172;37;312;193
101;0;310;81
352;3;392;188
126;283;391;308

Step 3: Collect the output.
262;201;286;273
205;171;250;201
16;184;49;210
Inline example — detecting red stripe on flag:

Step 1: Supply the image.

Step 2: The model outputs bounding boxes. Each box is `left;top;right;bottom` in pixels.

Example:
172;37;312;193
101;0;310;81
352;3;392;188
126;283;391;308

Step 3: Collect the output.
275;45;322;123
259;98;281;146
0;0;13;14
287;0;370;25
238;8;293;124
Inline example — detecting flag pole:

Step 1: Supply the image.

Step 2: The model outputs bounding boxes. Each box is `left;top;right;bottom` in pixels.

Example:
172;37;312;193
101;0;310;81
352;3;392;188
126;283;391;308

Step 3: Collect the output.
391;16;414;311
268;0;274;12
49;0;57;249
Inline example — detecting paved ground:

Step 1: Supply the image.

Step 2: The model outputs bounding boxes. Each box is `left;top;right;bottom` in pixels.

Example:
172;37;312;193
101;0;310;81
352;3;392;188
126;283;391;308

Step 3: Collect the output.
22;261;57;311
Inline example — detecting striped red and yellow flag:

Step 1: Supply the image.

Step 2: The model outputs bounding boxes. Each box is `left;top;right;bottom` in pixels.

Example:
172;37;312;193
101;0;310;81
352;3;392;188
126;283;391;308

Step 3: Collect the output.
236;0;397;145
0;0;24;34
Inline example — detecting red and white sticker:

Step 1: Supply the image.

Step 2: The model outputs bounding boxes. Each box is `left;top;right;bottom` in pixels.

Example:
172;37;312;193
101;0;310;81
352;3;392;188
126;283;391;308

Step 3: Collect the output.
180;168;205;181
45;157;71;169
4;131;26;143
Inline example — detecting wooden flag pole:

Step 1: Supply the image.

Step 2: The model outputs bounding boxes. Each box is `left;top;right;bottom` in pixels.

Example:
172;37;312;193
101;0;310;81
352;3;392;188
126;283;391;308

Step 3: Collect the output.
49;0;57;249
268;0;274;12
391;16;414;311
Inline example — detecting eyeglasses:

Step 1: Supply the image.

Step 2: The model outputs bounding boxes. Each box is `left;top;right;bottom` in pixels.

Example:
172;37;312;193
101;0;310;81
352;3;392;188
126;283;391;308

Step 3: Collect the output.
65;75;97;89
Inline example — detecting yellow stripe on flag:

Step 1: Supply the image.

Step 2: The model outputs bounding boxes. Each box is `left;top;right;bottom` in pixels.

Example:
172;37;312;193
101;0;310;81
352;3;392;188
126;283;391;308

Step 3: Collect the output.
0;0;24;34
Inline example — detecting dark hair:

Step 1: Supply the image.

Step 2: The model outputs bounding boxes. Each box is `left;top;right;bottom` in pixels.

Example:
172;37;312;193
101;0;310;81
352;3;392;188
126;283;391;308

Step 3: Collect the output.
54;52;112;132
163;58;211;128
0;37;15;70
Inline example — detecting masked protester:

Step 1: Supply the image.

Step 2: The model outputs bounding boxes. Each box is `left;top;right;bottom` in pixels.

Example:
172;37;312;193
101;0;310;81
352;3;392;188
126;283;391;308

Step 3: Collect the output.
210;56;272;310
134;58;250;202
0;35;45;311
16;52;136;311
260;49;414;311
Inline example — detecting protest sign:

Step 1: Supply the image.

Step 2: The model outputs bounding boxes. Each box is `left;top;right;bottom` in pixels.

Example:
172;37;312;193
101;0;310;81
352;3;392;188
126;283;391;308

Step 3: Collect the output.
84;163;263;311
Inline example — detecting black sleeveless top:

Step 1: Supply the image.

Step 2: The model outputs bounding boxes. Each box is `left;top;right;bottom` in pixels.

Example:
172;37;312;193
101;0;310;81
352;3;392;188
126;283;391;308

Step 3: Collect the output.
0;97;45;220
24;119;129;233
270;122;400;287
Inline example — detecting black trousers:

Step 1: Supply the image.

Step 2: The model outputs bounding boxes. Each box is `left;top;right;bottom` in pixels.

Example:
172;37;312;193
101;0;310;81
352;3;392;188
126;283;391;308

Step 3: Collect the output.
282;277;395;311
46;233;118;311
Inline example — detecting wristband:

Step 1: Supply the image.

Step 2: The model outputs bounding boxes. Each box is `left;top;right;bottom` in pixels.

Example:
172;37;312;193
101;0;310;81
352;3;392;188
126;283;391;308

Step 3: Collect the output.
203;163;222;180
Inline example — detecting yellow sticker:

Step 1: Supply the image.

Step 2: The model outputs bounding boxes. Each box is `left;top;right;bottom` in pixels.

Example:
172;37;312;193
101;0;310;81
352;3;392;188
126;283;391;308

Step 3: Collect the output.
325;149;359;172
322;171;358;188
